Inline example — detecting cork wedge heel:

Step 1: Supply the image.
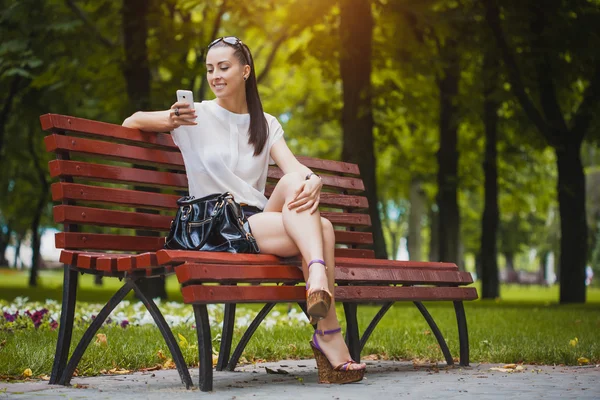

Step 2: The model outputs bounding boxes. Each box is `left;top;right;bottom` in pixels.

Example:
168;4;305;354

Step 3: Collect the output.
310;328;366;384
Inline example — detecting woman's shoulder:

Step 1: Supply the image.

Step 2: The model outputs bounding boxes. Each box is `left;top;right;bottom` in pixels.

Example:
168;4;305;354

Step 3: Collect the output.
263;111;282;127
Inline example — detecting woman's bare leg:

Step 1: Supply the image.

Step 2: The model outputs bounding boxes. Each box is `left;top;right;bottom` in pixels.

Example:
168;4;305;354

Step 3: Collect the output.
248;173;365;370
261;172;328;295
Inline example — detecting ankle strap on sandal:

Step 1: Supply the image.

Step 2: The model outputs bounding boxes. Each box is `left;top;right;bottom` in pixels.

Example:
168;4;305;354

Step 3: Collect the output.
314;327;341;336
307;259;326;269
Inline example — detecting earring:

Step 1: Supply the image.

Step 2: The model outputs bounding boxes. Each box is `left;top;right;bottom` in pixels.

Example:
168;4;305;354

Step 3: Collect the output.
243;76;247;81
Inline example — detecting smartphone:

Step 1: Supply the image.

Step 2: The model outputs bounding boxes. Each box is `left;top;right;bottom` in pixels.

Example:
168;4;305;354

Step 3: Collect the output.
176;89;194;109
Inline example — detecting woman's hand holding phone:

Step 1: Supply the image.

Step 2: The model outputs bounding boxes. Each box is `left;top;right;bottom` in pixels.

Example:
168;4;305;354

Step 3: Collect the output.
170;90;197;128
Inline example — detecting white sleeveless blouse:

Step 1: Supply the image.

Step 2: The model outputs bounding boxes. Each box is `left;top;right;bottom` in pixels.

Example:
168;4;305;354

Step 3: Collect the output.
170;100;284;209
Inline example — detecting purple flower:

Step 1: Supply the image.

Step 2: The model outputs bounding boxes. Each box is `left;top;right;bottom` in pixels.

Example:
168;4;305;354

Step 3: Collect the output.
120;320;129;328
25;309;49;328
50;321;59;330
3;311;18;322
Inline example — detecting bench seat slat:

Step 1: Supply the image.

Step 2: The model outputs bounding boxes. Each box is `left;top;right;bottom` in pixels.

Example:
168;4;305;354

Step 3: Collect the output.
180;285;478;304
56;233;372;258
175;263;474;285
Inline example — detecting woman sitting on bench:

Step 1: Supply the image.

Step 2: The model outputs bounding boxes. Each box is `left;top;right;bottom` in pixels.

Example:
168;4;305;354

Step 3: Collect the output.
123;36;366;384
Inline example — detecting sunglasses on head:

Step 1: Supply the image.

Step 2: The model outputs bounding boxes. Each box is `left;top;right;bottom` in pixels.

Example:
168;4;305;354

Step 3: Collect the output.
208;36;243;49
207;36;249;65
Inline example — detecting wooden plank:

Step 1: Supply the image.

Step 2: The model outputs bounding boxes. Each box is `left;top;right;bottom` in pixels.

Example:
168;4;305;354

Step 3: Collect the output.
334;258;459;271
334;248;375;258
175;263;473;285
52;182;183;209
56;232;164;252
45;134;185;170
268;168;364;191
52;182;368;211
294;156;360;176
180;285;478;304
53;205;372;245
53;205;172;231
321;212;371;227
117;253;158;271
157;249;289;266
40;114;177;150
49;160;188;189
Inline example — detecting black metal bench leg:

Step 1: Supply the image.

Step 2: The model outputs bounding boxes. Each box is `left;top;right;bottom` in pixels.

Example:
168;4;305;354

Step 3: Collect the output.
226;302;276;371
343;302;360;362
132;281;193;389
50;267;79;385
359;302;394;352
58;280;134;385
193;304;213;392
216;303;236;371
453;301;470;366
413;301;454;366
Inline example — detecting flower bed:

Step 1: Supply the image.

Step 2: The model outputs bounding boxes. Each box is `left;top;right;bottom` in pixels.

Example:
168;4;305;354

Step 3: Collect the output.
1;297;309;332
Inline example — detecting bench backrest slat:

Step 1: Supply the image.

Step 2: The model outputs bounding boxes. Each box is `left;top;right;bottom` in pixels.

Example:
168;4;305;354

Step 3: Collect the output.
43;113;375;258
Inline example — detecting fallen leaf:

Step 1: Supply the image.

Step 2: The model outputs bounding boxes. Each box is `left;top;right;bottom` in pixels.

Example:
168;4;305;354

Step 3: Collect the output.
362;354;378;361
157;350;166;360
569;337;579;347
212;354;219;366
73;384;89;389
95;333;108;346
141;365;162;372
423;330;431;335
39;375;50;381
502;364;517;369
578;357;590;365
163;359;176;369
0;339;6;348
22;368;32;378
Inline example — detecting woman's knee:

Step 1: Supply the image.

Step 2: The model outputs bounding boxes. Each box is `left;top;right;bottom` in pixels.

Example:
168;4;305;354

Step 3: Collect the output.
320;217;335;242
277;172;305;198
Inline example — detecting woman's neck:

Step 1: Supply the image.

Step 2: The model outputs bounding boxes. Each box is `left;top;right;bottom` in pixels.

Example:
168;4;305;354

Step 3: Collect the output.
215;92;249;115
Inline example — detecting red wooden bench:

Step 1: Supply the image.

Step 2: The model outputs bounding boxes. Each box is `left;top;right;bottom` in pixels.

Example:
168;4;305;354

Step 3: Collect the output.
42;113;478;391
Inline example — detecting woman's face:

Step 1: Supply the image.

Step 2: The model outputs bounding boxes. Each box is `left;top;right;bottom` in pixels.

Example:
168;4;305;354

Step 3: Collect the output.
205;46;249;99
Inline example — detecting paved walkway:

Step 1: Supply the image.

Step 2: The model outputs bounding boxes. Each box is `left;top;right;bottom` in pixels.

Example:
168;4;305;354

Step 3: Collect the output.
1;360;598;399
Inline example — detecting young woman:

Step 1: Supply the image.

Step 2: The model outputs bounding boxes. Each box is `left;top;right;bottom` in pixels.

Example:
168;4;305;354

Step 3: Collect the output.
123;36;366;384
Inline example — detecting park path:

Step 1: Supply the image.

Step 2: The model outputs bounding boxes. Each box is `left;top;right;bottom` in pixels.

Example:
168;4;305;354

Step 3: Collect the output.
1;360;598;399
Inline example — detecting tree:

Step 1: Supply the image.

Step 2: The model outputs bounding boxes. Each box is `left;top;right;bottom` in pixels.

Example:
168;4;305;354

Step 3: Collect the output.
485;0;600;303
339;0;387;259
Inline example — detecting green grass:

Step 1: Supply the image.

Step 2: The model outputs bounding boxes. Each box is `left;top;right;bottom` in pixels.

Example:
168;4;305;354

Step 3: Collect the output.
1;268;599;379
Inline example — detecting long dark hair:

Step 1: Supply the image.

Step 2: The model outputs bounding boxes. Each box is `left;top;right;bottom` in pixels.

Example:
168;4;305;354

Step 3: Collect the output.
210;41;268;156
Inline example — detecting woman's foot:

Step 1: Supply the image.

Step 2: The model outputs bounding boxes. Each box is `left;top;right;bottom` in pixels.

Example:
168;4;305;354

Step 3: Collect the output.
313;324;366;371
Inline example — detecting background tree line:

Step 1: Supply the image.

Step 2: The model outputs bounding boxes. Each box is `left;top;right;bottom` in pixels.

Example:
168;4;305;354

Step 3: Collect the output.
1;0;599;302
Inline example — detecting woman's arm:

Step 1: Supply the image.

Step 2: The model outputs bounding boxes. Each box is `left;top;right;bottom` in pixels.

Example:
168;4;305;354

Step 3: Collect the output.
122;102;197;131
270;139;323;213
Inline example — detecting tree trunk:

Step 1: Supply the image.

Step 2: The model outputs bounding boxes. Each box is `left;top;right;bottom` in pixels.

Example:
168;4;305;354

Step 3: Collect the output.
123;0;166;299
27;126;49;287
556;143;587;303
428;206;439;261
436;43;461;264
122;0;151;114
339;0;387;259
480;51;500;299
13;234;23;268
0;226;11;266
408;179;425;260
